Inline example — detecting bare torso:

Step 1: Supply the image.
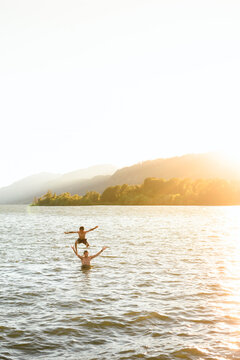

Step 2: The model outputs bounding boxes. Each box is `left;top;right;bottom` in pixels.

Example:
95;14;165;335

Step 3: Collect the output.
78;230;86;240
81;255;92;266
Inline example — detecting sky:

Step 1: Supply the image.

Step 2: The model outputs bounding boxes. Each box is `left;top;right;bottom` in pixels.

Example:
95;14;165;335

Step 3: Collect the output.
1;0;240;188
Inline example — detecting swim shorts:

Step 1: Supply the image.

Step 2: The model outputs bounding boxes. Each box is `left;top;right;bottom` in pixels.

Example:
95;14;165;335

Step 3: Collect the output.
77;238;88;245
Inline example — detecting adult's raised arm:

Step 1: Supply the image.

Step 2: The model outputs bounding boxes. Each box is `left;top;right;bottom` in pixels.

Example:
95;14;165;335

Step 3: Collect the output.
90;246;108;260
71;246;83;260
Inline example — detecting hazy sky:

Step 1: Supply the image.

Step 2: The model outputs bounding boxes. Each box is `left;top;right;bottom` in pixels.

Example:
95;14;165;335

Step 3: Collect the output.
1;0;240;187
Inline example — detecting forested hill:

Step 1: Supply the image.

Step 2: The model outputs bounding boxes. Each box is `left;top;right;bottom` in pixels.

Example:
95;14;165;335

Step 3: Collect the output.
1;153;240;204
107;153;240;186
33;177;240;206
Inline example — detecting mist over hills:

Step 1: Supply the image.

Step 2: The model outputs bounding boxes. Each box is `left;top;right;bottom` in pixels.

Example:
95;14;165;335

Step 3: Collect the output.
0;153;239;204
108;153;240;186
0;172;61;205
0;165;116;204
40;164;116;196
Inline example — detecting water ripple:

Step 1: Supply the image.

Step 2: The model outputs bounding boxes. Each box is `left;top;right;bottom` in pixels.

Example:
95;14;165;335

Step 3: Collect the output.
1;205;240;359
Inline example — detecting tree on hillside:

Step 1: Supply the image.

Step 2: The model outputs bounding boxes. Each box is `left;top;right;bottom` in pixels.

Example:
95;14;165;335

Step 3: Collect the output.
101;185;121;203
81;191;100;205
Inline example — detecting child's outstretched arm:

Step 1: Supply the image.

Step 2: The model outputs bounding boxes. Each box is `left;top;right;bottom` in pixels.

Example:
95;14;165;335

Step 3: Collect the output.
64;231;78;234
86;226;98;233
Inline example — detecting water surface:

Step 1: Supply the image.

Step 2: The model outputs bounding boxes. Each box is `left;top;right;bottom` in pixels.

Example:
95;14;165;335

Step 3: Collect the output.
1;205;240;359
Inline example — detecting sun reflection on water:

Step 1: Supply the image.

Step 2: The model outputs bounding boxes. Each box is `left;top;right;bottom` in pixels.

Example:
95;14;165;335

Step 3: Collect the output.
210;207;240;355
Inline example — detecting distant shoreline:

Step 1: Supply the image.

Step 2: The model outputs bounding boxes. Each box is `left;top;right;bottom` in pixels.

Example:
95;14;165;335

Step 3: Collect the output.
30;204;240;207
31;177;240;207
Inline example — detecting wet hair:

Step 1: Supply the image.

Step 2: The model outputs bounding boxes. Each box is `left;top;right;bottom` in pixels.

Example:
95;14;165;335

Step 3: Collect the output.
79;226;84;230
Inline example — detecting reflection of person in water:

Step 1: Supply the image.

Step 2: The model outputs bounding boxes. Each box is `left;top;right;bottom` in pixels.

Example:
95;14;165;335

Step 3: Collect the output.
71;245;108;268
64;225;98;252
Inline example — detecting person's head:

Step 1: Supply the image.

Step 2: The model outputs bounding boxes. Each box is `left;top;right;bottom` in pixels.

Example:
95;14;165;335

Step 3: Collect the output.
79;226;84;231
83;250;88;257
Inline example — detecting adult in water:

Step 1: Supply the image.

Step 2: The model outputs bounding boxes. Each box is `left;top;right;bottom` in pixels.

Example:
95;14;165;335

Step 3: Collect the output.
65;225;98;252
71;245;108;268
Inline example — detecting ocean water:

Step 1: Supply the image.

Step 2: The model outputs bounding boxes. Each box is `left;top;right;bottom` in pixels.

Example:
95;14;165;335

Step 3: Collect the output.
1;205;240;360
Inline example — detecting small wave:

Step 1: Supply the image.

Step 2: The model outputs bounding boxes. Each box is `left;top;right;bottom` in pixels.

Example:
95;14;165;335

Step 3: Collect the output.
0;325;9;331
137;282;152;288
0;354;13;360
191;291;215;297
88;338;107;345
52;267;63;272
150;331;173;338
9;341;42;352
118;353;169;360
125;311;172;323
180;317;213;324
176;334;191;340
8;337;60;353
83;319;125;329
172;347;209;359
23;291;42;297
43;327;81;336
7;329;25;339
223;315;240;324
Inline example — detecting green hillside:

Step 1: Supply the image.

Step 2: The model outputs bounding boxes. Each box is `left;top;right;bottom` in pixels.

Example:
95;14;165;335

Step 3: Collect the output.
32;177;240;206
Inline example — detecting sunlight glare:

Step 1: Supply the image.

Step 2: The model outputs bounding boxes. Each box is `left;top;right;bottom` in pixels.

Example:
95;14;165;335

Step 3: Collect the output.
220;149;240;169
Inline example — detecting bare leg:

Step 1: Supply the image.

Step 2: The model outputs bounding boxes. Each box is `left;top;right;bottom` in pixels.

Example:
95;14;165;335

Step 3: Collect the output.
74;240;78;253
86;241;89;248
